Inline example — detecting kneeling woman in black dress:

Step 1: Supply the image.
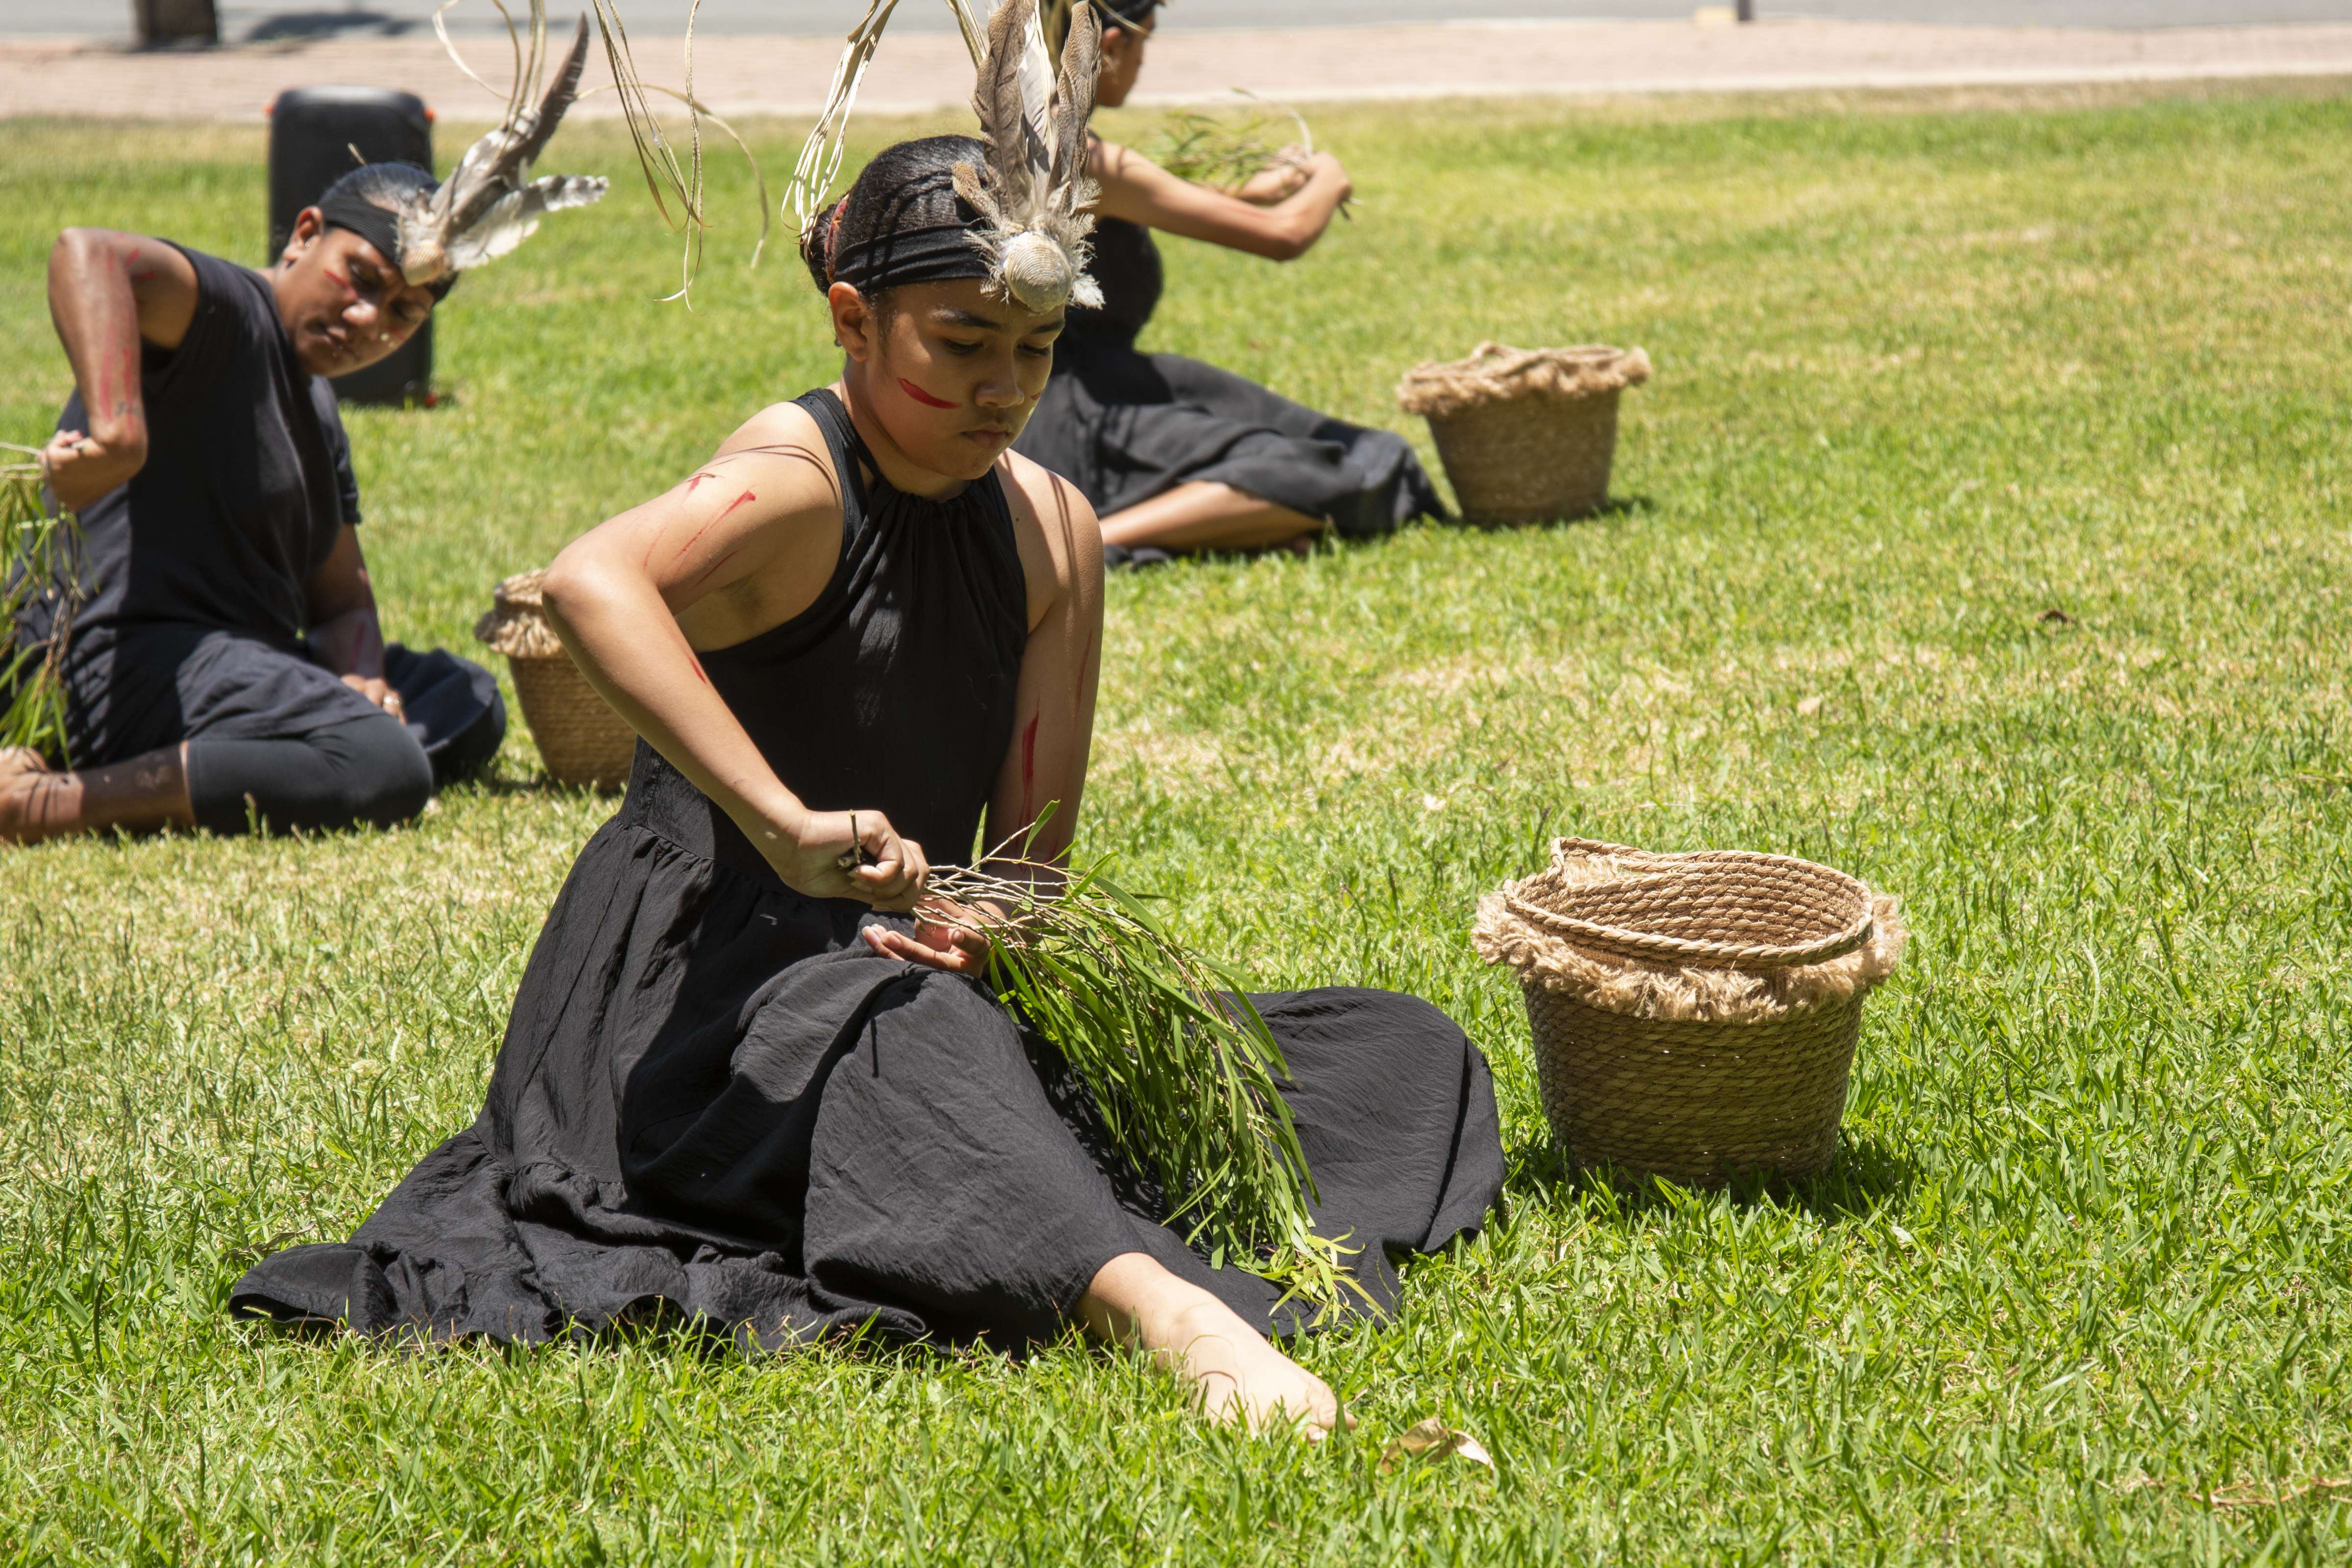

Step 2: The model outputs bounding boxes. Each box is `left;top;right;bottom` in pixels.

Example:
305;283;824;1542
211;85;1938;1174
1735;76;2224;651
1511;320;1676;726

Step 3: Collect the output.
1013;0;1446;563
232;128;1502;1435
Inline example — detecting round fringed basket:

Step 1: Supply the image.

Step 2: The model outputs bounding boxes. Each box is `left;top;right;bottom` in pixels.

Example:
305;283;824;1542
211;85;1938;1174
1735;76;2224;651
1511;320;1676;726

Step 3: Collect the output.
1473;837;1906;1185
473;569;637;791
1397;343;1651;526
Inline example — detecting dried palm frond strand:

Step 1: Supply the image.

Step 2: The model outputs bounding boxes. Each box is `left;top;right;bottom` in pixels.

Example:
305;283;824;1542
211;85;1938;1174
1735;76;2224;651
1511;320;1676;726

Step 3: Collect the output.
928;853;1367;1316
782;0;988;240
0;447;81;762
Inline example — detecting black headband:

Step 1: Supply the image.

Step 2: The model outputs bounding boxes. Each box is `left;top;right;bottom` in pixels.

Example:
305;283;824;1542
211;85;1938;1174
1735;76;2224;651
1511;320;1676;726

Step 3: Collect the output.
830;219;990;295
318;186;456;299
1097;0;1157;32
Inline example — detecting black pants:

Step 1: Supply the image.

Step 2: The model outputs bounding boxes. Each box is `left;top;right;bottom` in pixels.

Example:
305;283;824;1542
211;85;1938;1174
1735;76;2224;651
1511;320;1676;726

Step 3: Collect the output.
185;713;434;836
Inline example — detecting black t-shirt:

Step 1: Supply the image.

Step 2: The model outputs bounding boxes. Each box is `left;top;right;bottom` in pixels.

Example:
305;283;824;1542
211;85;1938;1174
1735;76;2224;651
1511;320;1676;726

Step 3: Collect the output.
41;244;360;648
23;244;368;760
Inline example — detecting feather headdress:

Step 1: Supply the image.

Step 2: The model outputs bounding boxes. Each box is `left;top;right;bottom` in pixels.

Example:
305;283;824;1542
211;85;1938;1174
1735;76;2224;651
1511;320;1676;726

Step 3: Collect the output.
396;2;611;287
783;0;1101;312
955;0;1102;313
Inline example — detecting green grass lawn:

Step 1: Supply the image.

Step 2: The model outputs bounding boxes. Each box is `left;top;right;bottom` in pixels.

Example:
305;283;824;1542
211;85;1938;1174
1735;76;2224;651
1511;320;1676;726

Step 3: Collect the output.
5;80;2352;1562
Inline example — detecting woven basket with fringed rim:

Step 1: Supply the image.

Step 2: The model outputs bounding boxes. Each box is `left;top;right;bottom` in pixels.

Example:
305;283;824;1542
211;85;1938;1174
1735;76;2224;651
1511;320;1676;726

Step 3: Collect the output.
473;569;638;791
1397;343;1651;526
1473;837;1907;1185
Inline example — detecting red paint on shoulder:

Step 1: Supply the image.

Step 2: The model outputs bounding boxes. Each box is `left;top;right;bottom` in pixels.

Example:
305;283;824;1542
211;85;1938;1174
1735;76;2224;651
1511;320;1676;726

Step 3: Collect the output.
721;490;758;518
684;471;719;493
898;377;958;410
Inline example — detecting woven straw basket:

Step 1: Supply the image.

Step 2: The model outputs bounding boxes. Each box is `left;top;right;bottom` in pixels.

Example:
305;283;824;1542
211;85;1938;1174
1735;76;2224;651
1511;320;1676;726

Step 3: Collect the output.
1398;343;1651;526
1473;837;1906;1185
473;569;637;791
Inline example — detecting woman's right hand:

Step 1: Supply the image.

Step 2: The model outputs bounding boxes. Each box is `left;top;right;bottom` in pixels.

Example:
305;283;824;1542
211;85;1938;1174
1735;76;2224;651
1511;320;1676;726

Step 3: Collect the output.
774;807;931;910
40;426;144;513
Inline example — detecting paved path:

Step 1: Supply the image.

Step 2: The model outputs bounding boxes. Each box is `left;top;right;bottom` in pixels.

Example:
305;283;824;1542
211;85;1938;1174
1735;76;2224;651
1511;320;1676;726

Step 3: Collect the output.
12;2;2352;44
5;18;2351;121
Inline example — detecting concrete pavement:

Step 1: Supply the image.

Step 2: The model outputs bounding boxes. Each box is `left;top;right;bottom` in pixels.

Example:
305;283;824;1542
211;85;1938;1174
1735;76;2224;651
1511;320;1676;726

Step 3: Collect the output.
9;2;2352;44
2;16;2350;121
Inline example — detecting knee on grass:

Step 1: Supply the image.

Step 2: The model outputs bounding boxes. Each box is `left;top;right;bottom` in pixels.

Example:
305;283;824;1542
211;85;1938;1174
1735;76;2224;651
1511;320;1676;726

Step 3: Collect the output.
189;715;434;835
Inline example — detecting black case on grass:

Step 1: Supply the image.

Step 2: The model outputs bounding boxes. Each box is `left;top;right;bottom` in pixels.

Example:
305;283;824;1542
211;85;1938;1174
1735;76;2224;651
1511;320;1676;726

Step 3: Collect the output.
267;86;434;408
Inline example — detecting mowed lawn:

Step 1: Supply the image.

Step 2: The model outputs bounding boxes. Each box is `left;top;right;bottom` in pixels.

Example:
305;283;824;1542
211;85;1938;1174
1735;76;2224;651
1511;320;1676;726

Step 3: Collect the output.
4;80;2352;1562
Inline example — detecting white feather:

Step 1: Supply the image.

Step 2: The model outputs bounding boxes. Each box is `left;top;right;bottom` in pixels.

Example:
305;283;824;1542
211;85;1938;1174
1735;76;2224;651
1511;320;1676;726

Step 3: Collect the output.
1000;0;1054;194
443;175;610;271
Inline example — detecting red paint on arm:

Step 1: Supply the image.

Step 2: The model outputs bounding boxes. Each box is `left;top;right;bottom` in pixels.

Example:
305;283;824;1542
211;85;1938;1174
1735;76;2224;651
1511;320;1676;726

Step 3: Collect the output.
1018;714;1040;823
684;544;744;591
898;377;957;410
684;471;719;493
663;492;759;566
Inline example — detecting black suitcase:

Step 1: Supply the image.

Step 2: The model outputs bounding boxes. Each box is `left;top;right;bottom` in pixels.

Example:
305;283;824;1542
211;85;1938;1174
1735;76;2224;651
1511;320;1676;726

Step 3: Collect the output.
267;86;435;408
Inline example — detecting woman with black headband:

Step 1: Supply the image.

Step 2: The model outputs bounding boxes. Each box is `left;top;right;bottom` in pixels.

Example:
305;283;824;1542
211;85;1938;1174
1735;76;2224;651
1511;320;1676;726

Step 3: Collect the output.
1011;0;1446;564
2;12;605;843
232;0;1502;1439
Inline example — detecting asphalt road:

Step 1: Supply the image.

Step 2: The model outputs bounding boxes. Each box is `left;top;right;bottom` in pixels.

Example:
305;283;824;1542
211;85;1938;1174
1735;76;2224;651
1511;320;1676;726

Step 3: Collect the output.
13;0;2350;44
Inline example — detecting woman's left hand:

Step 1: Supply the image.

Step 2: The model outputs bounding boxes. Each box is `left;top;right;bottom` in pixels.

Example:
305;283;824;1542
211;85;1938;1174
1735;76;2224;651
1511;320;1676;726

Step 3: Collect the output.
1231;152;1311;205
863;896;997;975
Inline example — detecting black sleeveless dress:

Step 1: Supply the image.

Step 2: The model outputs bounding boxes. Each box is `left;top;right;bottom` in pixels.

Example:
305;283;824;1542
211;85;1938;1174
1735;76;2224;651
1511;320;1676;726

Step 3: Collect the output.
231;390;1502;1348
1013;219;1446;546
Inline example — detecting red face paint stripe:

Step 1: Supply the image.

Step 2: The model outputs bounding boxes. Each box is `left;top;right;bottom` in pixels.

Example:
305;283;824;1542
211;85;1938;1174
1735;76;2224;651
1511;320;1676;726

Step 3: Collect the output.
898;378;957;410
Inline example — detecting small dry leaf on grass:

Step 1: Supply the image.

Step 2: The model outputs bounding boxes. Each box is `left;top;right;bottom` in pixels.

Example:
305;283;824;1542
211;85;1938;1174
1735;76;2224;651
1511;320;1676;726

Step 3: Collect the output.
1796;694;1826;716
2201;1476;2352;1509
1378;1417;1494;1474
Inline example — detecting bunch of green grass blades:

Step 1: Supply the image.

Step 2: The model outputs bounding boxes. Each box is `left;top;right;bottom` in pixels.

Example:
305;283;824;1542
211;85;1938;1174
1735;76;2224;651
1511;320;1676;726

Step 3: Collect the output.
0;444;78;761
927;850;1368;1318
1147;95;1319;195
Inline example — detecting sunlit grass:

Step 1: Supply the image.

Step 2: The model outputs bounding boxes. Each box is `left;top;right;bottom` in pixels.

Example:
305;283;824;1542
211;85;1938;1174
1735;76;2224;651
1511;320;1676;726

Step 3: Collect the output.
4;82;2352;1561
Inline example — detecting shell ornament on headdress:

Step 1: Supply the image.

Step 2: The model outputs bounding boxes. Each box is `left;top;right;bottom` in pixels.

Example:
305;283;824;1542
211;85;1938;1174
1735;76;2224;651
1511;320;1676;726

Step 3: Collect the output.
954;0;1103;313
395;3;611;287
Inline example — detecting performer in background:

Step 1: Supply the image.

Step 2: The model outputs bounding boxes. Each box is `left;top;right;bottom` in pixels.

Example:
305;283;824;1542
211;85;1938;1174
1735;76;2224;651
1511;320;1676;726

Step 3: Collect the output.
0;19;607;844
1013;0;1446;564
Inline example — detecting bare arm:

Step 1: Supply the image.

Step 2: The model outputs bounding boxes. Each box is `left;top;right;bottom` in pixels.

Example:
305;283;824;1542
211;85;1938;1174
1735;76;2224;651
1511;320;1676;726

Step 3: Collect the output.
980;465;1104;867
866;458;1105;975
540;403;925;908
304;522;405;719
42;229;199;511
1088;140;1352;262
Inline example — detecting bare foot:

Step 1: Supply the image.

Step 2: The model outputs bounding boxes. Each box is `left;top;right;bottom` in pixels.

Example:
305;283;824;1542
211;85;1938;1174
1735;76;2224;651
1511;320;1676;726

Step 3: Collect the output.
1081;1254;1344;1438
0;747;62;844
1150;1294;1342;1438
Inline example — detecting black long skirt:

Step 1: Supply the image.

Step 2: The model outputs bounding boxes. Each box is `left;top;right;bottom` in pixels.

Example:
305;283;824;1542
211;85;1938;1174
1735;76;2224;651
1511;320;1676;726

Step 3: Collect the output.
1013;337;1447;540
231;767;1505;1348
